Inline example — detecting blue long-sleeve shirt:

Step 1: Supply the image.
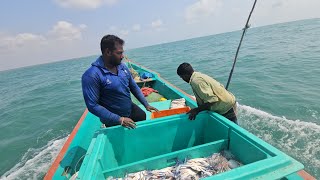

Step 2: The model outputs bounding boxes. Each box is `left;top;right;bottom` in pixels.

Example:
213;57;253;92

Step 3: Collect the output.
81;56;149;126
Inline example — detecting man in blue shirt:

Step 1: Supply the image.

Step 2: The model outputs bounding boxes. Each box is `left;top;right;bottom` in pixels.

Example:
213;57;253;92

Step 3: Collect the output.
82;35;158;129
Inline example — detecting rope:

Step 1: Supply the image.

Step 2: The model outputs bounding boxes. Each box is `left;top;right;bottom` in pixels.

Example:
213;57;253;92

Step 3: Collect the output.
125;56;133;69
125;56;135;72
226;0;258;90
74;154;86;174
124;56;140;81
142;77;150;88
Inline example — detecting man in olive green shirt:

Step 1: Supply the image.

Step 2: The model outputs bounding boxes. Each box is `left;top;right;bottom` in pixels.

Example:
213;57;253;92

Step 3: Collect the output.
177;63;238;124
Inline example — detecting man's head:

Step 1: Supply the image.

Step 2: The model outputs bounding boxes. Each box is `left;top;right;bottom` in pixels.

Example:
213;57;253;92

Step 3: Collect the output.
100;35;125;66
177;62;194;83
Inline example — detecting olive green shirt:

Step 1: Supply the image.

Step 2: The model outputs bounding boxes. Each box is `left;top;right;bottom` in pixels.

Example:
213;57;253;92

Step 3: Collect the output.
189;72;236;114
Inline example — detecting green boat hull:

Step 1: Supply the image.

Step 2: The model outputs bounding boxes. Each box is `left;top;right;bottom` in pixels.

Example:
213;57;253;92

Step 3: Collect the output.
45;62;310;180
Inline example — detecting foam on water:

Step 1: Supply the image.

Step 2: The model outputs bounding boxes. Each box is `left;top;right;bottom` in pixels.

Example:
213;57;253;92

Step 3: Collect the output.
2;104;319;179
238;104;320;178
1;137;67;180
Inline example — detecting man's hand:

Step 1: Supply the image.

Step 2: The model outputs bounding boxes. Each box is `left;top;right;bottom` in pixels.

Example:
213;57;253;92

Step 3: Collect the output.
146;105;159;112
120;117;136;129
187;108;199;120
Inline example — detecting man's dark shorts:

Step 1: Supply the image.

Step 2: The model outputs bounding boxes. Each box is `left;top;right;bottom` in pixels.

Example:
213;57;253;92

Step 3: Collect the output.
222;103;238;124
104;102;146;127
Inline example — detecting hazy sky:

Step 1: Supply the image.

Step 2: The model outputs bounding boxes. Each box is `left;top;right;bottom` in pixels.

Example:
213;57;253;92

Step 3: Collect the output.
0;0;319;71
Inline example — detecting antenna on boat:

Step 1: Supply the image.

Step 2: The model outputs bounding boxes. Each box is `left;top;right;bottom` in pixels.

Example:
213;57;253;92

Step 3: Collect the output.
225;0;258;90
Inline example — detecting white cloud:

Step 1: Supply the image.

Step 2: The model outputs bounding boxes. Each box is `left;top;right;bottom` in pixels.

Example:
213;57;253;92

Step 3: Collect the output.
15;33;47;47
132;24;141;32
0;21;91;70
150;19;167;32
184;0;222;24
0;21;86;54
54;0;119;9
79;24;87;29
151;19;163;29
0;33;46;52
151;19;163;28
120;29;129;36
107;26;129;36
48;21;86;41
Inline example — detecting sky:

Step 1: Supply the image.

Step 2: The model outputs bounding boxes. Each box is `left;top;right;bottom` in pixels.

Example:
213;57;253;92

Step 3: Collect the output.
0;0;319;71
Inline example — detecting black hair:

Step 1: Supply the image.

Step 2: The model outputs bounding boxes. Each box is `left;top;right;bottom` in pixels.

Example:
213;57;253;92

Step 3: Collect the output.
100;35;124;54
177;62;194;76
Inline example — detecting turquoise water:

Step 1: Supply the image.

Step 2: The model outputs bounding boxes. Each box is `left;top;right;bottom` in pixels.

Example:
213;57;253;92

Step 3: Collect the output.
1;18;319;179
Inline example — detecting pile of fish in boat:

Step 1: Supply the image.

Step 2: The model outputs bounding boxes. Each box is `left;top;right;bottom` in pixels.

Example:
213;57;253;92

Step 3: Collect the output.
107;151;242;180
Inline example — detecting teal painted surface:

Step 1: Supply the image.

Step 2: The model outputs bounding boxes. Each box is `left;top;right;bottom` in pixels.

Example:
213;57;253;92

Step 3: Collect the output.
282;173;304;180
77;113;303;179
52;112;101;179
49;63;198;179
1;19;319;179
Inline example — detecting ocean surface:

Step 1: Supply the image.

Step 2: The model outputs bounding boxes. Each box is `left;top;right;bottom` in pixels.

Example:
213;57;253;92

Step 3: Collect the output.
0;18;319;179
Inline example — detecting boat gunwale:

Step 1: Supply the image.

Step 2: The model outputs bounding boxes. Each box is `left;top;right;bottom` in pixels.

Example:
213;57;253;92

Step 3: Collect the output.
44;109;88;180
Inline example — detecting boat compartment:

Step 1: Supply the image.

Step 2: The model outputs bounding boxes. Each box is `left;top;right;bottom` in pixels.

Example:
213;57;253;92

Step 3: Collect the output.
77;112;303;180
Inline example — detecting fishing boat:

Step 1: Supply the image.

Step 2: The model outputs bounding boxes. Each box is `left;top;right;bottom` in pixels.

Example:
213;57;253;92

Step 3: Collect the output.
44;61;315;180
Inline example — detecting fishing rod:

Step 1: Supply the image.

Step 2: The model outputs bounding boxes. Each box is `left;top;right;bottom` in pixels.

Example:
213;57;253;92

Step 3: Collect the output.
226;0;258;90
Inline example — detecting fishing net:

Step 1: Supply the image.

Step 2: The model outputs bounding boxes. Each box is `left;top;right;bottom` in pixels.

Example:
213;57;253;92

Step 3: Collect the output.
145;92;164;103
170;98;186;109
131;92;165;105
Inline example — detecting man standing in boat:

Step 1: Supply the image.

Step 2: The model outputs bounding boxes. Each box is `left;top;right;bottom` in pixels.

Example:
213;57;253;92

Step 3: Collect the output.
177;63;238;124
82;35;158;129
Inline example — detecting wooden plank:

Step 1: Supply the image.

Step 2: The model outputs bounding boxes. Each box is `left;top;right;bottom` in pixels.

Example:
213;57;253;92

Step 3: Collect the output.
134;78;154;84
